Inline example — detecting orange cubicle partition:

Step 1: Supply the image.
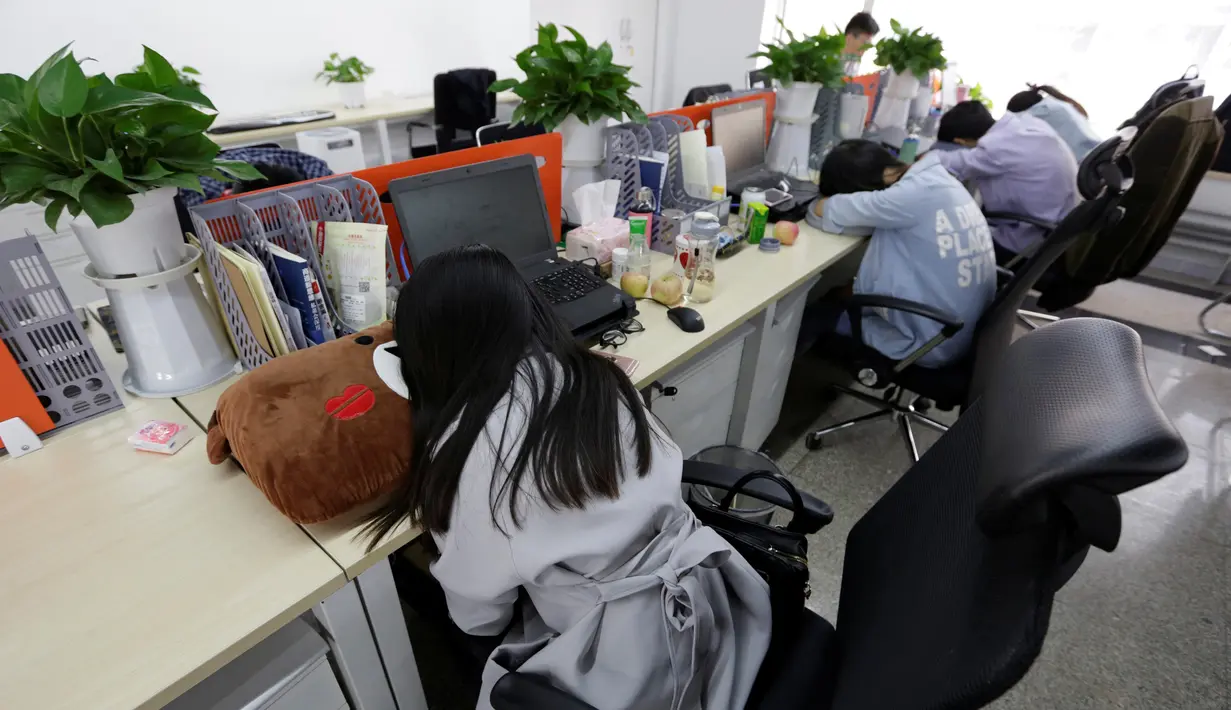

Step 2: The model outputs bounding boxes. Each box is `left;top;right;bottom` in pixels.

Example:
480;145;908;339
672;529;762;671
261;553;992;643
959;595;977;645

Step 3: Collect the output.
651;91;777;145
351;132;564;277
231;133;564;280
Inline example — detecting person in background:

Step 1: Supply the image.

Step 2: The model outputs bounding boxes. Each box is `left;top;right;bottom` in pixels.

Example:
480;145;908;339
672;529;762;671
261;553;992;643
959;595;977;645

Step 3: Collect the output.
1006;84;1101;161
801;140;996;367
935;100;1080;262
363;245;770;710
842;12;880;75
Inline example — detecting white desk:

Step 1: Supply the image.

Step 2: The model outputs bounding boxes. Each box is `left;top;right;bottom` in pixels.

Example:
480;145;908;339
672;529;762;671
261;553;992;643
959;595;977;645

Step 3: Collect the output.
0;327;347;710
174;221;865;576
618;223;864;390
211;92;521;164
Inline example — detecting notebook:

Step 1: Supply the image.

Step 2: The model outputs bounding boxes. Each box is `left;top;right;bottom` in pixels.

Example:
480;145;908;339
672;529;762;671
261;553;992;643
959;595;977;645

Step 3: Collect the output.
266;243;335;345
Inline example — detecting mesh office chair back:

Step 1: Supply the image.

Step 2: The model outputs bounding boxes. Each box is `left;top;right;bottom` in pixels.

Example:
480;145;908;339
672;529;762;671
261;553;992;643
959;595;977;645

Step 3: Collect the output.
828;317;1187;710
1037;94;1224;311
964;133;1134;405
409;68;497;157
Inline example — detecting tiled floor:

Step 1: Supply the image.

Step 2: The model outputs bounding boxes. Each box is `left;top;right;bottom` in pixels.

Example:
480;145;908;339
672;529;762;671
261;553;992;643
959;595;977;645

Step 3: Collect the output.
773;340;1231;708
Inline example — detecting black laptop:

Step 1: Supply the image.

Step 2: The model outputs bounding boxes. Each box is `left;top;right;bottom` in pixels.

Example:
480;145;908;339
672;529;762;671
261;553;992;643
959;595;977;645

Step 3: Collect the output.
388;155;632;338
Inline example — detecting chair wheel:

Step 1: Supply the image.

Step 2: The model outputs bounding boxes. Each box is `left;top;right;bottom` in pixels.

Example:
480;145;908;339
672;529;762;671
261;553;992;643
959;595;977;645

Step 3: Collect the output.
805;432;824;450
914;398;934;413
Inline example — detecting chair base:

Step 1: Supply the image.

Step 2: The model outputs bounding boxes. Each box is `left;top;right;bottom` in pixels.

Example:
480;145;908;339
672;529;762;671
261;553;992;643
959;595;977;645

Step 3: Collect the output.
1199;290;1231;341
1017;309;1061;331
805;385;949;462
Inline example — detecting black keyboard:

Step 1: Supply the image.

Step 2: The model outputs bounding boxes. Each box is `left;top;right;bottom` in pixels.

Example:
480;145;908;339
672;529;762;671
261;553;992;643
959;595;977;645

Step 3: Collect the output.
532;264;604;305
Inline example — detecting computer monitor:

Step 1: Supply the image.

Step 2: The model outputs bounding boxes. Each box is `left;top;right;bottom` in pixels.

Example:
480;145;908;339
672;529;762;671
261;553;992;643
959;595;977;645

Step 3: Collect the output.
388;154;556;268
711;99;767;176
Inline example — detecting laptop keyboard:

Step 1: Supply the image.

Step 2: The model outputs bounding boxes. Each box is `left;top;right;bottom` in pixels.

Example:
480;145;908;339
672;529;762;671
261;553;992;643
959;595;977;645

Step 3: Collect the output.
532;264;605;305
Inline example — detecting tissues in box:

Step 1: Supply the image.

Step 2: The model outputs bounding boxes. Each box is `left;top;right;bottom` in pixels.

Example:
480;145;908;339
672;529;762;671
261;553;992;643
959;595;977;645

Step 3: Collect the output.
565;218;630;265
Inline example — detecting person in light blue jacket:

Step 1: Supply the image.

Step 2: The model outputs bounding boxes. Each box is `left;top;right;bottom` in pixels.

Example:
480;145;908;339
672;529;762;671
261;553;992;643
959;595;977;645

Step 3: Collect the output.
804;140;997;367
1007;85;1101;162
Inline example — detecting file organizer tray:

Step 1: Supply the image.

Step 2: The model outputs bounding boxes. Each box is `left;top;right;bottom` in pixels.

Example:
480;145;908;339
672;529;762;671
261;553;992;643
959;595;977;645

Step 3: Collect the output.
605;115;725;254
0;235;123;441
190;175;401;371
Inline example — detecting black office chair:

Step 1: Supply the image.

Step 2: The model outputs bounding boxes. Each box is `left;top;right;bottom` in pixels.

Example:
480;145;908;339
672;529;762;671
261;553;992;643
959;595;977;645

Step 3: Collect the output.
682;83;733;107
475;120;547;147
747;69;771;90
803;133;1134;461
489;316;1189;710
407;68;497;157
1003;81;1223;318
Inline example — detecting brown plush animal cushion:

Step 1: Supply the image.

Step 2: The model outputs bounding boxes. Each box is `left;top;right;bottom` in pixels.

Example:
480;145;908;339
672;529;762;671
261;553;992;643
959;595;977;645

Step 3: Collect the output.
206;322;411;523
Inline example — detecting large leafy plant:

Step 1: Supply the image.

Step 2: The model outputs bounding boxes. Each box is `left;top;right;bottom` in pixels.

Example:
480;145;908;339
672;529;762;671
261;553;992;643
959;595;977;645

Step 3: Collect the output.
960;77;994;111
316;54;374;85
133;58;202;90
490;24;646;131
873;20;947;78
749;20;846;89
0;44;261;229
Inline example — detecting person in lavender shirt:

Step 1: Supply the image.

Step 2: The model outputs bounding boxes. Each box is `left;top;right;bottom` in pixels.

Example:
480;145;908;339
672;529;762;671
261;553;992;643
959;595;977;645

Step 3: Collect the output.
934;101;1080;263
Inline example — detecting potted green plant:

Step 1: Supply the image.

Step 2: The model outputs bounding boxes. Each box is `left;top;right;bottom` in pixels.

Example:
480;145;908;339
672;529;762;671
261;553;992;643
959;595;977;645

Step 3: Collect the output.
872;19;947;99
317;53;374;109
490;24;646;166
0;44;261;279
750;20;846;107
965;80;993;110
750;21;847;179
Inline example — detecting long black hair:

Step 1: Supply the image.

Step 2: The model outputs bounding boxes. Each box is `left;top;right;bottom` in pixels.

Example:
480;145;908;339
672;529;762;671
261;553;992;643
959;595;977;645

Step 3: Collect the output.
362;244;659;546
819;139;907;196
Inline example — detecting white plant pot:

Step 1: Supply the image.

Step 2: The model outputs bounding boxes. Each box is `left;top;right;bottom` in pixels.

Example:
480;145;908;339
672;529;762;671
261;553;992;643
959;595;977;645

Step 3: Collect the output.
837;93;870;139
775;81;823;121
557;115;607;167
767;82;822;180
910;80;934;119
338;82;367;109
69;186;186;279
85;244;237;398
885;69;922;99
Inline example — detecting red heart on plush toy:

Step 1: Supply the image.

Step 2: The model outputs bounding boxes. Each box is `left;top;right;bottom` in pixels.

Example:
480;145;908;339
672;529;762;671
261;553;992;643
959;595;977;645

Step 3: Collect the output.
326;384;376;420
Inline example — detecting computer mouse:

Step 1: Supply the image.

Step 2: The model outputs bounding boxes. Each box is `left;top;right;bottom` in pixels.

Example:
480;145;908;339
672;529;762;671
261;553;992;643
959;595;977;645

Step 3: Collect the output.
667;306;705;333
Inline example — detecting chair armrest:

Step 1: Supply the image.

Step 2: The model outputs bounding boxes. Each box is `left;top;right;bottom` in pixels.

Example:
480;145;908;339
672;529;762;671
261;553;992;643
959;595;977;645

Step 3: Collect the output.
490;672;598;710
983;211;1058;233
682;459;834;533
843;294;964;373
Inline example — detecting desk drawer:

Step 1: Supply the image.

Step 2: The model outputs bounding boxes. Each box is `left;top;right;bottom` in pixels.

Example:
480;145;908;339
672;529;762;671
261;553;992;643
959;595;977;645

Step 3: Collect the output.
650;324;753;458
164;617;348;710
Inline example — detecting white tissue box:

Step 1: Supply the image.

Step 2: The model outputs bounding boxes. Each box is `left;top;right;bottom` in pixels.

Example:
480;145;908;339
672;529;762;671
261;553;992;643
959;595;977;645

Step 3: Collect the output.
565;218;630;265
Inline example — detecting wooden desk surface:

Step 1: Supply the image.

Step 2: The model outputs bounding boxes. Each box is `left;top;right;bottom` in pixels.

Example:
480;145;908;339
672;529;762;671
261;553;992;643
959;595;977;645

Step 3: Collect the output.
622;222;864;389
210;92;520;147
0;327;346;710
173;222;864;577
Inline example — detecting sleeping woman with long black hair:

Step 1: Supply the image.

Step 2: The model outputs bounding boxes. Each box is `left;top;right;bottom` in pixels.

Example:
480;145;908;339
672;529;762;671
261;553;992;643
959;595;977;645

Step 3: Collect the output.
362;244;770;710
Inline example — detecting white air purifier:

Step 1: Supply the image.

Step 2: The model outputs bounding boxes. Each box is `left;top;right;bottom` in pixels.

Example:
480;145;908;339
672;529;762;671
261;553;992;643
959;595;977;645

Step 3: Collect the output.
296;127;366;173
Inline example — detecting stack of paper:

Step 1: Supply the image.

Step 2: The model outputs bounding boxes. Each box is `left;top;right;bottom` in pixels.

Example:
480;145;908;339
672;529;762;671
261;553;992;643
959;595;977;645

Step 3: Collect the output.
215;245;297;357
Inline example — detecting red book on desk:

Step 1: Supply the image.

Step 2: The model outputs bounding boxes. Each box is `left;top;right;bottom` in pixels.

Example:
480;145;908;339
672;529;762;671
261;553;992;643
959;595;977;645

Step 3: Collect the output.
0;343;53;450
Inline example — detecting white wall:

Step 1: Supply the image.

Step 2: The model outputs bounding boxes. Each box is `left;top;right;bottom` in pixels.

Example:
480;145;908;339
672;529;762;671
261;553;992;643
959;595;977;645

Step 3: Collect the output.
0;0;532;117
652;0;769;112
529;0;659;114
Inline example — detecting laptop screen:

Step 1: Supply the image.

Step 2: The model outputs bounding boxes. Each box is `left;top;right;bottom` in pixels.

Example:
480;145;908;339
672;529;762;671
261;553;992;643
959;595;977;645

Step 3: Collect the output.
390;156;555;267
711;101;767;176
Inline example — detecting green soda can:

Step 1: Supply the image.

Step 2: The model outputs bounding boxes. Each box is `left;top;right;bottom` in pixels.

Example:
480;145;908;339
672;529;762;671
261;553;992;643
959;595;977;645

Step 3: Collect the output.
748;202;769;245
